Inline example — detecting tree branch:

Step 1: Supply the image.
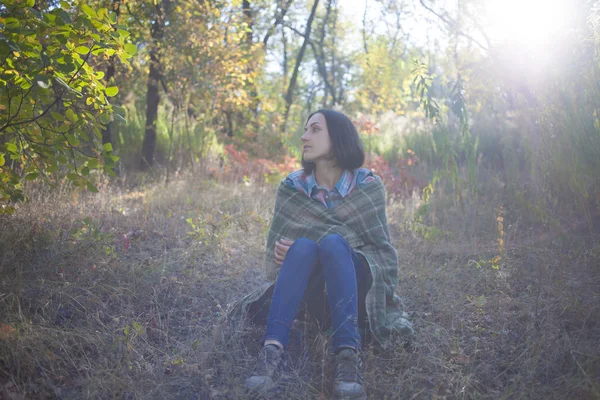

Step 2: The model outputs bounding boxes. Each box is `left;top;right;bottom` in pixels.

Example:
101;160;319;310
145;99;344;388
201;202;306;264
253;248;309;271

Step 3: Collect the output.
419;0;488;52
282;19;337;105
362;0;370;56
0;48;94;133
283;0;320;129
263;0;294;48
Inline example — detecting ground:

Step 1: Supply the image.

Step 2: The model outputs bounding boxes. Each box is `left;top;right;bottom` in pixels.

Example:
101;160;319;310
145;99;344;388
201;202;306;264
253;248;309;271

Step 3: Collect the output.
0;175;598;399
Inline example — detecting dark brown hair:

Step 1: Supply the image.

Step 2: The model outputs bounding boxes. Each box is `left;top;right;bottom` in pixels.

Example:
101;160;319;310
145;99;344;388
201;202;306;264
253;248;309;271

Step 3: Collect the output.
301;109;365;175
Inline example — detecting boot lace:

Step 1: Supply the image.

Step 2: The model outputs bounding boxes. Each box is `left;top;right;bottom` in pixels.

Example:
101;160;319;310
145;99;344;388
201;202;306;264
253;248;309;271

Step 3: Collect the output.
333;349;365;386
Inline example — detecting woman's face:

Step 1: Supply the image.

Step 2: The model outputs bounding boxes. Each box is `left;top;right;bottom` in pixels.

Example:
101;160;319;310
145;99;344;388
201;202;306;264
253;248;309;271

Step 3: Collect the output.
301;113;333;163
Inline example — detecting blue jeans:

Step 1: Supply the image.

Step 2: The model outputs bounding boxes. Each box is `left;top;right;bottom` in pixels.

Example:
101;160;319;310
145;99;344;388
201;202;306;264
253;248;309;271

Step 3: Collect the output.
263;234;369;351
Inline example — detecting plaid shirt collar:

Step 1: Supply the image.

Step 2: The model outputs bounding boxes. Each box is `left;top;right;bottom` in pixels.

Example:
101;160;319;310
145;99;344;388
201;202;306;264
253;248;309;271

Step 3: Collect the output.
306;169;353;198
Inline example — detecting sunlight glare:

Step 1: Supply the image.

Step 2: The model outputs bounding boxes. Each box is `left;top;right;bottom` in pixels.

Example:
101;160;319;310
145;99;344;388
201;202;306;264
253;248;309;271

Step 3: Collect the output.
484;0;571;48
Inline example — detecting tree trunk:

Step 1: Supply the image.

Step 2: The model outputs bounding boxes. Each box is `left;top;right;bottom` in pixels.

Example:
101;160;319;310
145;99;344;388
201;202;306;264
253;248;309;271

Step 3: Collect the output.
225;111;234;137
317;0;332;106
102;0;121;146
141;47;161;168
140;1;168;169
282;25;288;88
241;0;259;121
283;0;320;131
330;0;338;105
185;105;195;175
242;0;253;46
165;105;176;185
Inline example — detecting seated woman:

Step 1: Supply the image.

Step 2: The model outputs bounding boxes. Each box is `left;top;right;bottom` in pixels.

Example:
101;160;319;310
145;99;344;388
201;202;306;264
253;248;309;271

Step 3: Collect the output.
235;109;413;399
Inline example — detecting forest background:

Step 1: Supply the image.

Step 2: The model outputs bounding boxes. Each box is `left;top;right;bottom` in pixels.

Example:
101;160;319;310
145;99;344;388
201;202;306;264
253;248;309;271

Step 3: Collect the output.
1;0;599;398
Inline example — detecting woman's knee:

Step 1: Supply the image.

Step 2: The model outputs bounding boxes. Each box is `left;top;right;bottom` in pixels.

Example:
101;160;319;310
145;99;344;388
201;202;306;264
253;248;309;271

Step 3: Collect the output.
318;234;349;257
287;237;318;257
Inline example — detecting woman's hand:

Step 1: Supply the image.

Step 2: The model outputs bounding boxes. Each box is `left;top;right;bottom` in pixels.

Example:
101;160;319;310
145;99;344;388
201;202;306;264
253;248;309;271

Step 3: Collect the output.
274;238;294;265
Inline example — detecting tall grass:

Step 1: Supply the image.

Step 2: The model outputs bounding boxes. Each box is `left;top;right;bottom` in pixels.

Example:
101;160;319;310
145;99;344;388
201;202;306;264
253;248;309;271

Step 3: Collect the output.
113;102;223;175
0;174;598;399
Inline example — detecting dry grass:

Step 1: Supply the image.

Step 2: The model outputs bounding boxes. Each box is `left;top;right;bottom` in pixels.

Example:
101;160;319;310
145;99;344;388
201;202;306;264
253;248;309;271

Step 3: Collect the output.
0;173;599;399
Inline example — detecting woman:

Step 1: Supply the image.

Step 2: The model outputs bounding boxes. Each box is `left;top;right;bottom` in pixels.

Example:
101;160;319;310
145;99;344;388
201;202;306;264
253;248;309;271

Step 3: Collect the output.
239;109;413;399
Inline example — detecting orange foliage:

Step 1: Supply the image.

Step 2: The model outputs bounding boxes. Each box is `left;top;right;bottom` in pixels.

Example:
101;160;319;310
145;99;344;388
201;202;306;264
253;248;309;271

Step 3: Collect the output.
212;145;423;200
211;144;299;183
365;150;424;200
352;116;380;136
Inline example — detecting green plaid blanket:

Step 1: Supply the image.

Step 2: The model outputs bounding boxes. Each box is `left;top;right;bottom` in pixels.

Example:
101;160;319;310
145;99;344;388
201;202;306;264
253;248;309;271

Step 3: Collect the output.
226;177;414;348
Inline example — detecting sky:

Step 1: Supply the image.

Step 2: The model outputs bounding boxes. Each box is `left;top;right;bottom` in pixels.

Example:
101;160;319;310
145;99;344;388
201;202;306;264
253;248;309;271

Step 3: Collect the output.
339;0;438;50
339;0;577;51
264;0;581;85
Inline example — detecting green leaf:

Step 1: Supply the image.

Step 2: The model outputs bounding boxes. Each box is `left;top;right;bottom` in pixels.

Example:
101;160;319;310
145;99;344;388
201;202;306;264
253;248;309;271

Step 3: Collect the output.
81;167;89;176
66;133;80;146
105;86;118;97
0;154;4;167
99;112;111;124
75;45;89;55
60;1;70;10
4;18;21;29
86;181;99;193
124;43;137;55
67;172;78;181
44;13;56;23
66;109;78;122
102;143;112;152
6;143;18;153
30;7;42;19
57;123;70;132
57;155;68;164
46;164;58;173
25;173;39;180
27;0;35;6
81;4;97;18
88;159;99;168
51;112;65;121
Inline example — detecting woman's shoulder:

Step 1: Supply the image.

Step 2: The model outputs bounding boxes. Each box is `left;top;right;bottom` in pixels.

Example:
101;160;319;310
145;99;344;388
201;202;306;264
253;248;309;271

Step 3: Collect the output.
354;167;380;187
280;169;307;193
284;169;306;181
282;169;308;191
